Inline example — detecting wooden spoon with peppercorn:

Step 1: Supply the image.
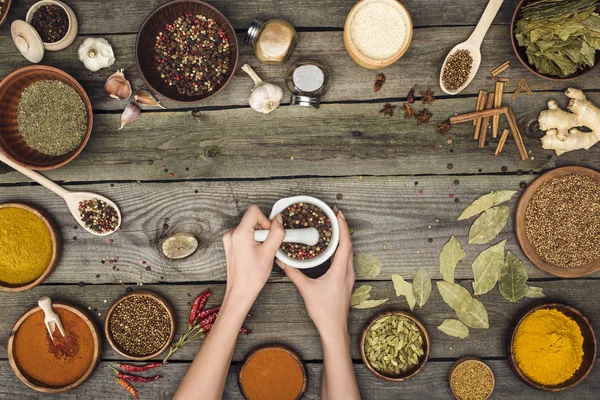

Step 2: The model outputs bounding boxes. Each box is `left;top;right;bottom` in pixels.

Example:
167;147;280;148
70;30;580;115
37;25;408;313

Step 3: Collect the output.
439;0;504;95
0;152;121;236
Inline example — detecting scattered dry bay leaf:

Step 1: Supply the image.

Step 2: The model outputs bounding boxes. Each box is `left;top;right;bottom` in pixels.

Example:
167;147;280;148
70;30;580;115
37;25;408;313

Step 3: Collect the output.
413;267;432;308
392;274;416;311
499;252;529;302
353;298;389;309
468;206;510;244
458;190;517;220
525;286;545;298
437;281;489;329
439;236;466;283
437;319;469;339
354;253;382;278
351;285;372;306
472;240;506;295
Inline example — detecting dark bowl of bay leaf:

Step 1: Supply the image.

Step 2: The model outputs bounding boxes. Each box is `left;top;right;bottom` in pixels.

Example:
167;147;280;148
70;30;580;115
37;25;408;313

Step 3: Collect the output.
0;65;93;170
360;311;430;382
511;0;600;81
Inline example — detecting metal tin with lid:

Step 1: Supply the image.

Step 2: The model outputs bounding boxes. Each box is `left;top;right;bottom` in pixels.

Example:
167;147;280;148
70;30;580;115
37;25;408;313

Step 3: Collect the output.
245;17;297;64
285;61;332;109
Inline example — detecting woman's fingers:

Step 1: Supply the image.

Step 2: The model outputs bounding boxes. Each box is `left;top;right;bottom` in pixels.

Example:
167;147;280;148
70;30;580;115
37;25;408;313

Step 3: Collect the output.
238;205;270;232
262;214;286;254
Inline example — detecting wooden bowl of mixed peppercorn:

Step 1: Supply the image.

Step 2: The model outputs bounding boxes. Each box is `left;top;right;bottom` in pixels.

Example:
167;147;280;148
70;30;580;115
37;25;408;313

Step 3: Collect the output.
136;0;238;104
0;65;92;170
0;0;12;27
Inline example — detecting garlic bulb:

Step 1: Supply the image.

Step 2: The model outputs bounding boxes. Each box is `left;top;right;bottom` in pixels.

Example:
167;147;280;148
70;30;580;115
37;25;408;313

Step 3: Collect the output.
78;38;115;72
241;64;283;114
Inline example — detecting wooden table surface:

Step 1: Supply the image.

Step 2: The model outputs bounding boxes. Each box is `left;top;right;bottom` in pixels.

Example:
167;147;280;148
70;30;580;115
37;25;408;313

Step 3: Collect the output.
1;0;600;398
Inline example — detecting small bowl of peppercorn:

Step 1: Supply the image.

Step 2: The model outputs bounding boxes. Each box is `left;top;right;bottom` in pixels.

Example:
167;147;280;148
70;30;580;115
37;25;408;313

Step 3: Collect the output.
0;0;13;28
136;0;239;104
268;196;340;269
25;0;78;51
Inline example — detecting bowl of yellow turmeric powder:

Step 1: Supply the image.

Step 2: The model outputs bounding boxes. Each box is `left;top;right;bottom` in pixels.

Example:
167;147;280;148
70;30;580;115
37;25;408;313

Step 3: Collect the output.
0;203;60;291
508;303;597;392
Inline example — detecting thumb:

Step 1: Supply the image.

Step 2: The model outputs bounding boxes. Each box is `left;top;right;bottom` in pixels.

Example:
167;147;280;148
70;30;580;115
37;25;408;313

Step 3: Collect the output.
262;214;286;254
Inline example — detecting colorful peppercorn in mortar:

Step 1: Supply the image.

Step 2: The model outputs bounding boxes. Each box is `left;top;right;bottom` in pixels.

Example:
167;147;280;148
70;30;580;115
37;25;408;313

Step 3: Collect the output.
154;14;233;97
280;202;332;260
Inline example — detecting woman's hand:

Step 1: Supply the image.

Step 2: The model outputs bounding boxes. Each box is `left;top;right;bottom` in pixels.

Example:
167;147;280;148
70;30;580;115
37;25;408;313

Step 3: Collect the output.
223;205;285;310
277;211;355;338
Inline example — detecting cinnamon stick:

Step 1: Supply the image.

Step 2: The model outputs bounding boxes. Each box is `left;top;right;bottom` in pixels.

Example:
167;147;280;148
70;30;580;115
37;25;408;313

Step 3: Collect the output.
450;106;509;125
479;93;495;148
491;61;510;77
512;78;526;100
487;76;511;83
522;78;532;95
492;82;505;139
504;107;528;160
495;129;510;156
473;90;486;127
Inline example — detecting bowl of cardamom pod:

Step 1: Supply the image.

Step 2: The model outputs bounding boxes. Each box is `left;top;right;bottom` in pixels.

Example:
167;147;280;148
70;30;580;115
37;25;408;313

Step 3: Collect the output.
360;311;430;382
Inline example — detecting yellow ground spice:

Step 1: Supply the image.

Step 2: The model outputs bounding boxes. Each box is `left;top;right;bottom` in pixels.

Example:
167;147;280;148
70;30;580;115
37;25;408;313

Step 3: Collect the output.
514;309;584;386
0;207;53;285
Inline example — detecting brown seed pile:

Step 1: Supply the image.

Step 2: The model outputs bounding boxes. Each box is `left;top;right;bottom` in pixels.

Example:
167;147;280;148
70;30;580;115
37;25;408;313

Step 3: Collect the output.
442;50;473;91
280;203;332;260
451;360;494;400
526;174;600;268
109;296;172;356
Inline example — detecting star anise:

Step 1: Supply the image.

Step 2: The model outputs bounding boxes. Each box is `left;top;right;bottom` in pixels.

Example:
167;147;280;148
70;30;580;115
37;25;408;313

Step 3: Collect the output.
374;73;386;92
417;109;432;125
407;86;416;104
379;103;397;117
420;87;435;105
436;119;452;134
403;103;418;119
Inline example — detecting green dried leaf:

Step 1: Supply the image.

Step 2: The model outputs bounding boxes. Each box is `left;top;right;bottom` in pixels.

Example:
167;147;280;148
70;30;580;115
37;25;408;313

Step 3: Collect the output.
392;274;416;311
412;267;432;308
353;298;389;309
351;285;372;306
468;206;510;244
354;253;382;278
499;252;529;302
525;286;545;298
437;319;469;339
439;236;466;284
472;241;506;295
458;191;517;220
437;281;489;329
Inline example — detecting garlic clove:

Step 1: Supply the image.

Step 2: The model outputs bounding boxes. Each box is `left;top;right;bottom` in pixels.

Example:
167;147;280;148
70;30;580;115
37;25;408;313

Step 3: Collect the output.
119;102;141;129
105;69;132;100
134;90;165;109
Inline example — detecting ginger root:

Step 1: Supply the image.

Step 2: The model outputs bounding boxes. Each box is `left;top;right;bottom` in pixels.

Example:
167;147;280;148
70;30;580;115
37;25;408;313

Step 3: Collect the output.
538;88;600;156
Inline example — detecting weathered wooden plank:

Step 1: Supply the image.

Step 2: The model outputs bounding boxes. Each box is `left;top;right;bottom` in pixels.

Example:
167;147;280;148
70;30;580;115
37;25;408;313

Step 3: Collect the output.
1;281;598;363
2;176;596;283
0;90;597;182
0;0;521;36
0;27;593;111
1;358;600;398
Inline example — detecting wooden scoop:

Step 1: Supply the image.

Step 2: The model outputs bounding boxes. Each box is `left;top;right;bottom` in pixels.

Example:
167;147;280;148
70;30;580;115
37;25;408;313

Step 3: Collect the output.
38;297;66;341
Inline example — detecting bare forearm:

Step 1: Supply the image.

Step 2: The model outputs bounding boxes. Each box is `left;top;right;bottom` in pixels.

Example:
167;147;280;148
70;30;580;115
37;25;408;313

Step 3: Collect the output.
174;296;250;400
320;329;361;400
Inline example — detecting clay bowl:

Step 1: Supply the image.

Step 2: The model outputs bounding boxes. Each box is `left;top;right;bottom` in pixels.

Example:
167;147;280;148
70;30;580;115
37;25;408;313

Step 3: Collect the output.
360;310;430;382
7;302;102;393
448;357;495;400
0;65;93;170
515;166;600;278
0;0;12;27
511;0;600;81
344;0;413;69
105;290;176;361
0;202;60;292
508;303;597;391
136;0;239;104
238;345;307;400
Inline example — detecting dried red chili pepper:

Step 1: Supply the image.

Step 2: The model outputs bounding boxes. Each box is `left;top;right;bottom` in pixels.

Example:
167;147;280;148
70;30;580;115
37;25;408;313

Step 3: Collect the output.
119;371;163;383
195;306;221;321
117;362;163;372
200;313;218;330
189;289;211;326
240;327;252;335
115;377;139;399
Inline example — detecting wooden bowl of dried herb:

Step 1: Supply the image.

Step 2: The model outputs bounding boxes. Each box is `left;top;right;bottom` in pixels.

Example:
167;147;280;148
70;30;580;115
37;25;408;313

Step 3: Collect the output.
360;311;430;382
511;0;600;80
0;65;93;170
0;0;12;27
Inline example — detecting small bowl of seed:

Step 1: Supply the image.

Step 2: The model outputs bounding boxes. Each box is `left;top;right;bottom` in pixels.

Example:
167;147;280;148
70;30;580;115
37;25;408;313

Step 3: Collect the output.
105;290;176;361
360;311;430;381
448;357;495;400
